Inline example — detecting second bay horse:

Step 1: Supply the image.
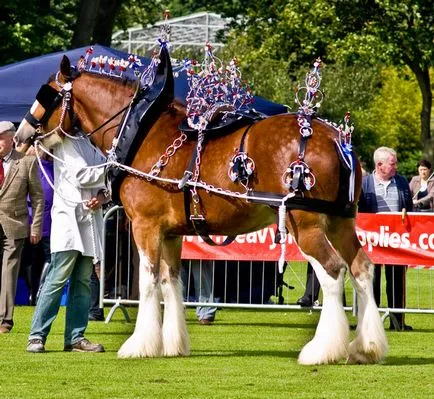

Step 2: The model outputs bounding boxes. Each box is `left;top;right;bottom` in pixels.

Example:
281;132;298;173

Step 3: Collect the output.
14;54;388;365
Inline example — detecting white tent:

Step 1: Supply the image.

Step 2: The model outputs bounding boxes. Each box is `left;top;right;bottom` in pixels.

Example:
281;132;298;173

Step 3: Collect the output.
112;12;228;54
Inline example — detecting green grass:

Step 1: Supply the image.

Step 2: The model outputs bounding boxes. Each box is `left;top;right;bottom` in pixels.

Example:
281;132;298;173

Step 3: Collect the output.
280;263;434;310
1;306;433;399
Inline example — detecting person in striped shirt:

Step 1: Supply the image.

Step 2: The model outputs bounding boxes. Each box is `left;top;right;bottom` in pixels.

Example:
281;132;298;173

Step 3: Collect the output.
358;146;413;331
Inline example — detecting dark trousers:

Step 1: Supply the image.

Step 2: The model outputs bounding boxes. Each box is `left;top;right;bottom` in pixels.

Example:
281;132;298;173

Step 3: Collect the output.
19;237;51;305
374;264;406;326
303;262;320;301
88;263;104;319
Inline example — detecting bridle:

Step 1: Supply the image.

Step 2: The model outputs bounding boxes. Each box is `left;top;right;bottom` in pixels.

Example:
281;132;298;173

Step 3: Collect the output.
24;71;76;140
24;69;132;142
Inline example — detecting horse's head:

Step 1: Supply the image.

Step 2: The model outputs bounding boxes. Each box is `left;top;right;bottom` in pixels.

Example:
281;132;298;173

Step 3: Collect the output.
15;56;79;150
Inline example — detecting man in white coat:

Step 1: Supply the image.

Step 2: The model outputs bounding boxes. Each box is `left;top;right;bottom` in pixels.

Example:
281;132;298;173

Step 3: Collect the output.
27;133;108;353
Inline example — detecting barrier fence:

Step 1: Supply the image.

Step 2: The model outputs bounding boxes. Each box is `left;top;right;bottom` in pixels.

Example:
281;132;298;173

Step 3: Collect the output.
100;206;434;323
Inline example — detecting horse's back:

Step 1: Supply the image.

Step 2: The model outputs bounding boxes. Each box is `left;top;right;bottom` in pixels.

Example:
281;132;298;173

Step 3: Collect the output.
236;113;345;200
121;110;359;234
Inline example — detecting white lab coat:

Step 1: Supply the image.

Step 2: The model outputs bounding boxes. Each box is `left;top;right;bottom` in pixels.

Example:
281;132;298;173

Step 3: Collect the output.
50;135;107;261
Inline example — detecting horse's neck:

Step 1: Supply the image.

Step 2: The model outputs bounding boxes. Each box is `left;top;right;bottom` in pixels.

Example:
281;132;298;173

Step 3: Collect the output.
75;74;135;153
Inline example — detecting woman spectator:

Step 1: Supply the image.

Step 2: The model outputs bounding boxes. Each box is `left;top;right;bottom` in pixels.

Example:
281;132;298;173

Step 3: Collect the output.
409;159;434;212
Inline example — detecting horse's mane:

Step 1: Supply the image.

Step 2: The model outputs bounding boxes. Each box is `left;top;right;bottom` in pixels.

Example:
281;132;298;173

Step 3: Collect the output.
47;70;137;89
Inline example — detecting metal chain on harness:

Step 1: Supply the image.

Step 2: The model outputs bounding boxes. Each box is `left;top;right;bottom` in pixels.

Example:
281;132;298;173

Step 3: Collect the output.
148;132;187;179
190;130;205;206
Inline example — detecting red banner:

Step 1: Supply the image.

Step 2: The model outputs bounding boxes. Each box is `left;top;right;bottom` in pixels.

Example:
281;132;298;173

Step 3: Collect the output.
181;212;434;267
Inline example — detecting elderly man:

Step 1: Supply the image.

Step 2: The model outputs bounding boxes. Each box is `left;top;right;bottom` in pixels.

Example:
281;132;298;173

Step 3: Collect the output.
358;146;413;331
0;121;44;333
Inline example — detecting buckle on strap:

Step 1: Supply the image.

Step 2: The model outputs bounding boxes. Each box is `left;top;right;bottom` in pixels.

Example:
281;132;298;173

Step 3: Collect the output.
190;214;205;222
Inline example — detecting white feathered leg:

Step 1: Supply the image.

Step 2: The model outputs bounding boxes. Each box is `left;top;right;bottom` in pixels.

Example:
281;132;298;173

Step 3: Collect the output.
348;264;388;364
298;255;349;365
161;276;190;356
118;250;163;358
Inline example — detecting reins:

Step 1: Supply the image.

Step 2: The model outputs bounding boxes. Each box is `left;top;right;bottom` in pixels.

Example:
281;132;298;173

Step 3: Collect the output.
86;104;130;137
87;78;142;137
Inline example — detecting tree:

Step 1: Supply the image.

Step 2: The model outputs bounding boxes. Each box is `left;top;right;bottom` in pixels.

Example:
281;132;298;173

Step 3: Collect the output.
70;0;101;48
71;0;163;48
333;0;434;162
92;0;124;46
0;0;77;65
0;0;179;64
217;0;432;165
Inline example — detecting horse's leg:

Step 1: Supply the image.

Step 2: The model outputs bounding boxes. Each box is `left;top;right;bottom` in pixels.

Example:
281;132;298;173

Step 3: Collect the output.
347;251;388;364
290;214;349;365
117;221;163;358
160;236;190;356
328;221;388;363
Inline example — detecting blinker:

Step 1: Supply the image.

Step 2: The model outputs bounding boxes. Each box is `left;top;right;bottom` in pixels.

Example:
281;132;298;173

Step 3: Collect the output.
36;84;61;110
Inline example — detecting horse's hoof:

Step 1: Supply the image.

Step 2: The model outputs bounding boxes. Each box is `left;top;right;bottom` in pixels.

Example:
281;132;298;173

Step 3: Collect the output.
346;348;384;365
117;335;163;358
298;337;347;365
346;352;381;364
348;337;387;365
346;353;367;364
163;348;190;357
298;353;339;365
117;347;161;358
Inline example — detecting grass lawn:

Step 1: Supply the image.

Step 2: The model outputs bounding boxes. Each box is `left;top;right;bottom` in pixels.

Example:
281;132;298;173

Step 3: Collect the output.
0;306;433;399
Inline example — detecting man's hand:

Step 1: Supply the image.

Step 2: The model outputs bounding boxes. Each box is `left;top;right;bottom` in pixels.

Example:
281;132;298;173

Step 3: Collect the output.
30;233;41;245
86;192;106;210
25;146;36;156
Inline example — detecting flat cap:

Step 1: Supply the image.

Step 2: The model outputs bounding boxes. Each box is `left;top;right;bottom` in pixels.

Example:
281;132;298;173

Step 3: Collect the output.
0;121;16;135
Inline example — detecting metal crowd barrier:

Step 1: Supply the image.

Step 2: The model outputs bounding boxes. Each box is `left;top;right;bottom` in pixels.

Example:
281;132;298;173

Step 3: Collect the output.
100;206;434;324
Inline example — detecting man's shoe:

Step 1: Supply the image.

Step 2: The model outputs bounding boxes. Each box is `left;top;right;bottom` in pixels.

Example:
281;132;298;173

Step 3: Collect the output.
199;319;213;325
296;296;312;307
27;339;45;353
88;314;105;322
64;338;105;352
0;326;11;334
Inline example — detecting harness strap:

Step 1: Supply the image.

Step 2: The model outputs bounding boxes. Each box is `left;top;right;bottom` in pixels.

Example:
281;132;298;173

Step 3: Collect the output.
178;145;198;189
247;190;357;218
297;114;312;159
183;187;236;246
24;112;41;129
238;123;255;153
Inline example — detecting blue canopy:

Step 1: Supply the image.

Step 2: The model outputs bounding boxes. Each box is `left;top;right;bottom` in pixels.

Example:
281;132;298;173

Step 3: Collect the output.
0;44;287;123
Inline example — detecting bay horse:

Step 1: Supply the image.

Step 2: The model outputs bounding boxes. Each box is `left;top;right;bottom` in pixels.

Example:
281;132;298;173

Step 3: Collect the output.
14;54;388;365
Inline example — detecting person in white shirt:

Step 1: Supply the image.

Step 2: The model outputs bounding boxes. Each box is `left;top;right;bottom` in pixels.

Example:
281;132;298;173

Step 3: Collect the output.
27;132;109;353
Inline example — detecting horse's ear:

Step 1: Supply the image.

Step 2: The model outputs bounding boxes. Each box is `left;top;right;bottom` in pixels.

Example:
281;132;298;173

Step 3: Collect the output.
60;55;71;78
